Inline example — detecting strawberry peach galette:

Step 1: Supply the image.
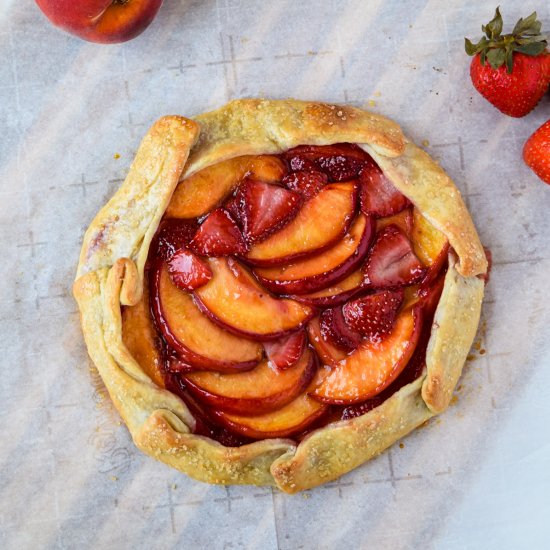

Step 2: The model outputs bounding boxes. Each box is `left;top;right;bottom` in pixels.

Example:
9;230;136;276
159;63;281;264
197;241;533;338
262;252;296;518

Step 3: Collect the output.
74;99;487;493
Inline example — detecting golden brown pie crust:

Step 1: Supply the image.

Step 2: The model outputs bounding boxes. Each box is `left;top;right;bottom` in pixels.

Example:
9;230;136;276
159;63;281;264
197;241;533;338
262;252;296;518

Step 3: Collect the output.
73;99;486;493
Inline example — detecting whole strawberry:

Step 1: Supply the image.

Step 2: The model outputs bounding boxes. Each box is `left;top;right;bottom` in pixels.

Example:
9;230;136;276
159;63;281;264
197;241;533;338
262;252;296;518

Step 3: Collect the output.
465;8;550;117
523;119;550;185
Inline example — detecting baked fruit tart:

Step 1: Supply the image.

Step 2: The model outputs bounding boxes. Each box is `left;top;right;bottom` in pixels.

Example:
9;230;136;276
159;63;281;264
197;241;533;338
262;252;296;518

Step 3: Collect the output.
73;99;487;493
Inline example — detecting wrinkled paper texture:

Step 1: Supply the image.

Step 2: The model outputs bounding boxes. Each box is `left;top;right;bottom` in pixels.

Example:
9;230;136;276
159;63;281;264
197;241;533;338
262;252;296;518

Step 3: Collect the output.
1;1;549;548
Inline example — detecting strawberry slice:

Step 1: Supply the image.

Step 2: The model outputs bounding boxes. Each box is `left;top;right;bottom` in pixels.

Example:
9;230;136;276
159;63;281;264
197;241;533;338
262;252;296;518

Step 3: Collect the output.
223;193;242;221
364;225;426;288
282;170;328;200
342;289;404;342
150;218;199;262
235;179;302;242
359;164;410;217
189;208;247;256
285;143;372;182
264;330;306;371
319;306;361;352
339;343;425;420
167;248;213;291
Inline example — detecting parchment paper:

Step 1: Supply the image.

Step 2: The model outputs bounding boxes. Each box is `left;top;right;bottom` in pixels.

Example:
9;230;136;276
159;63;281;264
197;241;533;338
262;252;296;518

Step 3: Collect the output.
1;1;549;548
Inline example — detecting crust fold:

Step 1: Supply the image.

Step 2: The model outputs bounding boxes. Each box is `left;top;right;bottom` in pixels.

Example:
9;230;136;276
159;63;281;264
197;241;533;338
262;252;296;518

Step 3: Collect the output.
136;411;294;487
73;267;196;435
184;99;406;177
271;376;432;493
77;115;200;295
422;255;485;413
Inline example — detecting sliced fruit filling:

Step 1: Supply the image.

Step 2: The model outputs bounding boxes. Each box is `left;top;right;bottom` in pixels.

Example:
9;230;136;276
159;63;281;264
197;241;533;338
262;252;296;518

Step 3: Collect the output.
123;143;449;446
254;213;374;295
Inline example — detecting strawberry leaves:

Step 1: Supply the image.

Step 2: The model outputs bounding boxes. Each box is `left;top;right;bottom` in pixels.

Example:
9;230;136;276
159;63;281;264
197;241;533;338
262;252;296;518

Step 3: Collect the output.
513;11;543;38
465;8;548;73
465;8;550;117
482;6;503;39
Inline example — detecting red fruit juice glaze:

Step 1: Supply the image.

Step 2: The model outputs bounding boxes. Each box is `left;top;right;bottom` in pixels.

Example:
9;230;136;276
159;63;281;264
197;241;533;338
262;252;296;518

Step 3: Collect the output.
146;144;447;446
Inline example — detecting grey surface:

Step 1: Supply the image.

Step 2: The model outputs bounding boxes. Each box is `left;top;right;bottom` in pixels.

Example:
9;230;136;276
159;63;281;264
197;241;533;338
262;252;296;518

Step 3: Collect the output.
1;1;550;548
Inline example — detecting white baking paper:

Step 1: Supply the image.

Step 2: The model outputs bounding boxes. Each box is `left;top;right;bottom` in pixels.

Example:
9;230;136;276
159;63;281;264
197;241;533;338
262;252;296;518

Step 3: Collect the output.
1;1;549;548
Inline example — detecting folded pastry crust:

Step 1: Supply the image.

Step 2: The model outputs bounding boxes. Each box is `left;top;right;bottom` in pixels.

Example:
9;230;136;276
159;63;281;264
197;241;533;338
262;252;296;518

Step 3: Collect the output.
73;99;486;493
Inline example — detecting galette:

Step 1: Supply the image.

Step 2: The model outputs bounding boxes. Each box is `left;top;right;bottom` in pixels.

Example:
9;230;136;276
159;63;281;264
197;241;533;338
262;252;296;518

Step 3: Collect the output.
73;99;487;493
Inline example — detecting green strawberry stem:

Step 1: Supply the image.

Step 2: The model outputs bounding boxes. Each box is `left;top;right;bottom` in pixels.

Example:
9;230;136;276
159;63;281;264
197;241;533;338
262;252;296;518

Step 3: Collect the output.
465;7;548;73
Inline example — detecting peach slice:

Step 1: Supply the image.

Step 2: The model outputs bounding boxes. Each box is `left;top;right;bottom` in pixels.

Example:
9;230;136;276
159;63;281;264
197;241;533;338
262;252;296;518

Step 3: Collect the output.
212;376;328;439
376;208;413;236
194;258;313;340
165;155;286;218
152;263;263;372
121;283;164;387
291;269;364;307
411;208;449;268
307;317;347;367
312;306;422;404
183;350;316;415
254;214;374;295
245;182;358;266
340;306;435;422
402;284;421;310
